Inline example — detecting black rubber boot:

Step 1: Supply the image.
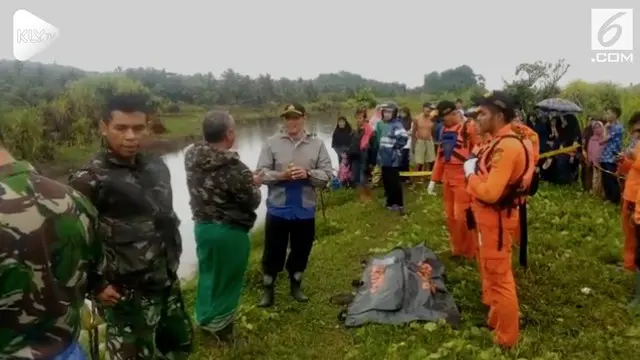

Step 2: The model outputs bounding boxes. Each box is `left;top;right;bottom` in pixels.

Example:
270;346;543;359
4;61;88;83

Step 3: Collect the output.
258;275;275;308
290;272;309;303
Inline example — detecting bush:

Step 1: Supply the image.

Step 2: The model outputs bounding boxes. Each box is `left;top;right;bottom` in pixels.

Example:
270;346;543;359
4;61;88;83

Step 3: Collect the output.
0;107;55;161
2;75;157;162
562;81;640;123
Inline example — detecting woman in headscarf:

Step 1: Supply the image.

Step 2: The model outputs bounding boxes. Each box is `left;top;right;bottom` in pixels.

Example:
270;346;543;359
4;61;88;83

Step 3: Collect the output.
331;116;353;162
348;107;375;200
581;116;596;191
587;120;606;198
562;113;582;181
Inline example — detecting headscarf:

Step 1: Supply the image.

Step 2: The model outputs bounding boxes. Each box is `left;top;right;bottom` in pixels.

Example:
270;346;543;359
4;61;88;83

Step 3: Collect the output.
587;121;604;165
360;122;373;151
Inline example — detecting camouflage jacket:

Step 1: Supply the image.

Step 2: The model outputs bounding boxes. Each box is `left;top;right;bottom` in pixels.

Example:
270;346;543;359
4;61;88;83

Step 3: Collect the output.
184;142;261;231
68;150;182;291
0;161;105;359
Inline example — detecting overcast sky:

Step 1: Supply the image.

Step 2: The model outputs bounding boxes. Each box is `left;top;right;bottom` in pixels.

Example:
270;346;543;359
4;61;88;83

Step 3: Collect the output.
1;0;638;90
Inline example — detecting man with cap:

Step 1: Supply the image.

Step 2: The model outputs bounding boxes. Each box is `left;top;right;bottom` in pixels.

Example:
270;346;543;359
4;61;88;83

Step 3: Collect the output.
412;102;437;172
463;91;535;348
0;125;113;359
255;103;333;307
428;100;478;259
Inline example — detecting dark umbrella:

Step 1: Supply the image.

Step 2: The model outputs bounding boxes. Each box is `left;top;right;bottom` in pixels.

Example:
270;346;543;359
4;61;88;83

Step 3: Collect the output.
535;98;582;113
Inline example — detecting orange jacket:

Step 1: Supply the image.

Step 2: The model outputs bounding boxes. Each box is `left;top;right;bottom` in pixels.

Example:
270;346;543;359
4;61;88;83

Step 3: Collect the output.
467;124;535;231
472;133;493;157
622;144;640;201
433;120;478;185
511;122;540;163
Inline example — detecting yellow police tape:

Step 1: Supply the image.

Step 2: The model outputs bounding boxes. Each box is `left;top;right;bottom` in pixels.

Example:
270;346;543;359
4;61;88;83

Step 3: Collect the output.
398;144;581;177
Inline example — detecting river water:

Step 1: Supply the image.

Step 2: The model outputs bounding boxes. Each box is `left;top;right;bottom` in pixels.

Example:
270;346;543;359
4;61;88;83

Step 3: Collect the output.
162;117;338;278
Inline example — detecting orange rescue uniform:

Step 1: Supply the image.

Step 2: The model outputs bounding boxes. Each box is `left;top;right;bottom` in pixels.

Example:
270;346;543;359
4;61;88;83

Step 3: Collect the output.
432;120;479;258
466;124;535;347
620;144;640;271
470;132;493;305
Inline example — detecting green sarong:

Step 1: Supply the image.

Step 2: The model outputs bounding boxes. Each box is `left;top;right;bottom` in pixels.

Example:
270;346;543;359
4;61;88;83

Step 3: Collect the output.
194;222;250;332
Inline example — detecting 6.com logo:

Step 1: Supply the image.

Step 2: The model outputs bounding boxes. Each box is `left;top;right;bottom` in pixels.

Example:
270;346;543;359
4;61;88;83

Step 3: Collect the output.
590;9;634;63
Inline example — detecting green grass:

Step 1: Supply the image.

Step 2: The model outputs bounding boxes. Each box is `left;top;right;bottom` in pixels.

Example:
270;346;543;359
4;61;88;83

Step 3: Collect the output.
177;183;639;360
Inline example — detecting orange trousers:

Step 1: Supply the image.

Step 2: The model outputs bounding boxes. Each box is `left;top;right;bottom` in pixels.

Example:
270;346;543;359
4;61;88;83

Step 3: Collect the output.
622;200;637;271
442;182;477;258
477;224;519;347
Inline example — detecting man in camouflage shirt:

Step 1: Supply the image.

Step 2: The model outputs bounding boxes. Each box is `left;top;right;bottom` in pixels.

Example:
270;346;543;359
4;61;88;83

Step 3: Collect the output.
0;129;113;359
184;111;261;342
68;94;193;360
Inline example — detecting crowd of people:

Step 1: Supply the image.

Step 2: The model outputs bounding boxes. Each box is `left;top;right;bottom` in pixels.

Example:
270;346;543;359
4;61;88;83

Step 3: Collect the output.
2;91;640;360
325;95;640;347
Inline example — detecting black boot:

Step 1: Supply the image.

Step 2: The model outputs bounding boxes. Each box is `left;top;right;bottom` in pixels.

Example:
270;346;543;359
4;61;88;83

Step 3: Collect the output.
290;272;309;303
258;275;275;308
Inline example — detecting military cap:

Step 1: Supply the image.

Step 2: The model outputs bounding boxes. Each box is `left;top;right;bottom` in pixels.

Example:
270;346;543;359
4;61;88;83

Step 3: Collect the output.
280;103;306;117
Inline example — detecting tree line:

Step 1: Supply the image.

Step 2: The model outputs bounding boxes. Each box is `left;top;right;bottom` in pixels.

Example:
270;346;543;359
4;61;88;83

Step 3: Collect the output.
0;60;487;110
1;57;639;165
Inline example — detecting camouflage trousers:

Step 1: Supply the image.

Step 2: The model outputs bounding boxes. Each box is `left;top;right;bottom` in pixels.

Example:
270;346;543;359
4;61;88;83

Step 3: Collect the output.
104;282;194;360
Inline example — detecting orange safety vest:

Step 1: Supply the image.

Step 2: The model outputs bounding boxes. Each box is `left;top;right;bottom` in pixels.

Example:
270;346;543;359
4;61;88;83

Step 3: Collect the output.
473;134;535;250
472;133;492;157
511;122;540;163
438;121;474;164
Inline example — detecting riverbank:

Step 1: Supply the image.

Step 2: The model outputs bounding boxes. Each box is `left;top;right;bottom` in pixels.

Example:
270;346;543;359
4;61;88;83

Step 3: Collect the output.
175;182;637;360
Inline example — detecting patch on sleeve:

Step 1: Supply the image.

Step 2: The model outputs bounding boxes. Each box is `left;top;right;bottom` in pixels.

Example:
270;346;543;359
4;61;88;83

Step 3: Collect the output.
491;147;504;167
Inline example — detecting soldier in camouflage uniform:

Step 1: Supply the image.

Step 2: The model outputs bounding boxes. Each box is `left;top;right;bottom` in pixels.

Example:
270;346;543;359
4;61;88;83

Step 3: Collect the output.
0;129;112;359
184;111;262;342
68;94;193;360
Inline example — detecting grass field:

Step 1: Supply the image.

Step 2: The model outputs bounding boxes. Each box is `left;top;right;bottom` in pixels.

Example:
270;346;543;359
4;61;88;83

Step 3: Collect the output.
177;182;640;360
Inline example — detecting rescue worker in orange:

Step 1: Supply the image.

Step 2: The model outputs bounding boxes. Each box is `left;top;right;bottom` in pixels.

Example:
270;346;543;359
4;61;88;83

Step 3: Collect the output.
618;113;640;271
630;113;640;311
428;100;478;259
464;91;535;347
466;106;493;305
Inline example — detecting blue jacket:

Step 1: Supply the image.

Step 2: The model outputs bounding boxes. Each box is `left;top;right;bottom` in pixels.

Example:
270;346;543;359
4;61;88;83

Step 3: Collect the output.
376;118;409;167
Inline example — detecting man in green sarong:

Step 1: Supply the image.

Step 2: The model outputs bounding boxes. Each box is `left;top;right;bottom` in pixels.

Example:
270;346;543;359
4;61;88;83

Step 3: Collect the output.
69;94;193;359
184;110;262;342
